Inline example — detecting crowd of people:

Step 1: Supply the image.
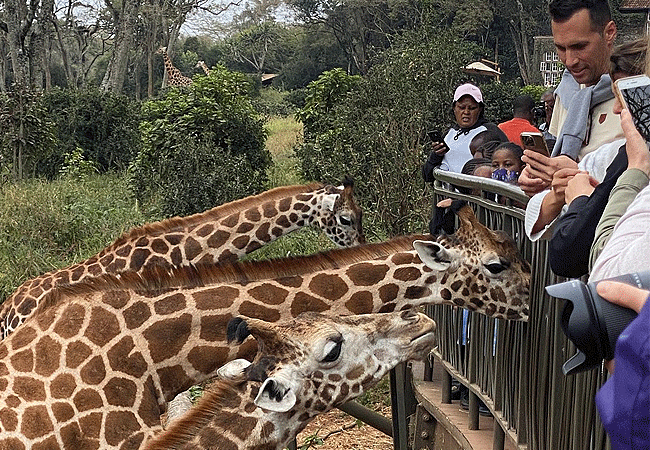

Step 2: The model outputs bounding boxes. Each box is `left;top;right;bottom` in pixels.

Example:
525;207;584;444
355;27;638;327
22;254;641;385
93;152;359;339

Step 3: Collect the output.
421;0;650;446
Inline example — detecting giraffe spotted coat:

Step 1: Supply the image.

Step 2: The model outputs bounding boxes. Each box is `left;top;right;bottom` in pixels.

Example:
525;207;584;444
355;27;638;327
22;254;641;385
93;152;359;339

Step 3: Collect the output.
0;206;529;449
0;182;364;339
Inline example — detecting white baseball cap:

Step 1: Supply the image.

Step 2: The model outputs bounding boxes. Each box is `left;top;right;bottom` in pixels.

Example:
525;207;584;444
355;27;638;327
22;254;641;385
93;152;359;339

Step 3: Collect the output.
453;83;483;103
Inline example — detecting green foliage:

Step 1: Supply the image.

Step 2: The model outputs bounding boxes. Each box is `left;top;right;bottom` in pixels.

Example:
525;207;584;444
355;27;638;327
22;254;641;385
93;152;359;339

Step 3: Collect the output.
39;88;141;178
295;68;362;138
0;173;150;301
294;27;479;236
481;79;525;123
133;66;270;217
521;84;547;102
0;86;56;180
59;147;99;181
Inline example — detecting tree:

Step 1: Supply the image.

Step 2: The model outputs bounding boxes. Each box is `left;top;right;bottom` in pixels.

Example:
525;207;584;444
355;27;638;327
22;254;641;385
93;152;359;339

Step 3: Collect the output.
287;0;423;74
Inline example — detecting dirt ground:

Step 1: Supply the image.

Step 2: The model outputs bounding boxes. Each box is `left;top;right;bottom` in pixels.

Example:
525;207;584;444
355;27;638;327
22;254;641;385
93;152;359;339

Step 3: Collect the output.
295;404;394;450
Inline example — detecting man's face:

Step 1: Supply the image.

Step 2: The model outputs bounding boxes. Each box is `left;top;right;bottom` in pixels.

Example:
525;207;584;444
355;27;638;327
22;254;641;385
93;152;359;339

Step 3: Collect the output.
551;8;616;86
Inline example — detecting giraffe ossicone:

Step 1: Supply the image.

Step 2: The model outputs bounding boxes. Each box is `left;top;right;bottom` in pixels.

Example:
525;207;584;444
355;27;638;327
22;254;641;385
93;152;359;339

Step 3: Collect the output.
147;309;436;450
0;181;364;339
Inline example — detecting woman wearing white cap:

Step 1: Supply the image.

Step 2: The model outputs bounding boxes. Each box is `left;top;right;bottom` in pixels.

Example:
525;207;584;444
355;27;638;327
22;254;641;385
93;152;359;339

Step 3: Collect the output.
427;83;506;175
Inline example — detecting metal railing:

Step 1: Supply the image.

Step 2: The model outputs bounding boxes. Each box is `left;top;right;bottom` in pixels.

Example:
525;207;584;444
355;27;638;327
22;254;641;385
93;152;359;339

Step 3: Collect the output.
423;169;607;450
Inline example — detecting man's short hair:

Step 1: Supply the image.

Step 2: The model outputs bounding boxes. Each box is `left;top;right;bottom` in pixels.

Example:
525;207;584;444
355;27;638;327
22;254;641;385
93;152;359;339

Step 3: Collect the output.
548;0;612;31
513;95;535;116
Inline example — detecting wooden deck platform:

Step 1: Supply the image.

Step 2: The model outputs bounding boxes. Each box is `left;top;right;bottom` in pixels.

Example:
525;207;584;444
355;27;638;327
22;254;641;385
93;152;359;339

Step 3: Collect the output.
411;361;522;450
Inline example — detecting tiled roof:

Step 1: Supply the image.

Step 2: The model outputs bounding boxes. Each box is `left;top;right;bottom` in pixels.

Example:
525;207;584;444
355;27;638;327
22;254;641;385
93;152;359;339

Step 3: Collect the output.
620;0;650;11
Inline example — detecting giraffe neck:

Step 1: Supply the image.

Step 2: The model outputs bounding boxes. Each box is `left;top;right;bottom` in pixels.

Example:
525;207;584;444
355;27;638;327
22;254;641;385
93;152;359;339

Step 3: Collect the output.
147;379;308;450
0;183;352;340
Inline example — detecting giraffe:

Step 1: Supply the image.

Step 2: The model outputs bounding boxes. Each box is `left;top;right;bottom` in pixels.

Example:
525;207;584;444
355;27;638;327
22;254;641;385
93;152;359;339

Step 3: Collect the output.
157;47;193;87
0;205;529;449
0;181;364;339
146;310;436;450
195;60;210;76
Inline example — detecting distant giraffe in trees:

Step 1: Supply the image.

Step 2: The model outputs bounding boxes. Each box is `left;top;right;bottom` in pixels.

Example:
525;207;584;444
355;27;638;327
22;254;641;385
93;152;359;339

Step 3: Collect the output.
196;60;210;76
156;46;193;87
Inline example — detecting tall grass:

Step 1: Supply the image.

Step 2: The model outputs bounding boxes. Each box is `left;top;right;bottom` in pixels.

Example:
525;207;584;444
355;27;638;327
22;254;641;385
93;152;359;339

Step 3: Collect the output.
0;174;153;300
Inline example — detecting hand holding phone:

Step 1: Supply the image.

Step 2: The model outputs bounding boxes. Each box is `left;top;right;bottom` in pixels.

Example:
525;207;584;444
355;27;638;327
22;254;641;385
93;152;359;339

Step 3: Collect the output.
520;132;550;157
427;130;450;155
614;75;650;141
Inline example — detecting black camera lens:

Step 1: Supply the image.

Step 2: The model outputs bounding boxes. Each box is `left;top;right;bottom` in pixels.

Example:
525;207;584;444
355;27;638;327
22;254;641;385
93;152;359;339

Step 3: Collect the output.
545;271;649;375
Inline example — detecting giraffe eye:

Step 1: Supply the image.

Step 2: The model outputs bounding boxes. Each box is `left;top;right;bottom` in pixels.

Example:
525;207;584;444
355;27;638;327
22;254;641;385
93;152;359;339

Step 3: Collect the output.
322;339;343;363
485;259;510;274
338;216;352;226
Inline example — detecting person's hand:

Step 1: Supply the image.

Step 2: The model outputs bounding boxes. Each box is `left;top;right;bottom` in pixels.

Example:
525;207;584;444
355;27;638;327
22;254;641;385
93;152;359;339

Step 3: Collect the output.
518;165;549;197
596;280;649;373
431;141;449;156
437;198;453;208
519;151;578;197
549;167;581;203
621;109;650;176
564;171;599;205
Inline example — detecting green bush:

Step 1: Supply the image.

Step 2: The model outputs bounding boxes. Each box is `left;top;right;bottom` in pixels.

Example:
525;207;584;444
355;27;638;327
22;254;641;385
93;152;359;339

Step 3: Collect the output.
294;29;480;237
481;79;526;123
132;65;270;217
0;86;56;181
39;88;141;178
0;173;150;301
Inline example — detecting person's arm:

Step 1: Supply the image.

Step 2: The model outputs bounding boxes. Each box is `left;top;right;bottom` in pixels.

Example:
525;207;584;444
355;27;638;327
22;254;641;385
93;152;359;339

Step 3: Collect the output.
589;169;649;270
590;109;650;275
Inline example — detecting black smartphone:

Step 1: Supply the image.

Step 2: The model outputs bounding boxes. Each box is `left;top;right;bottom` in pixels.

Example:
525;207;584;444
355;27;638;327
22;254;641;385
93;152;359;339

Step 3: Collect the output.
427;130;449;151
614;75;650;141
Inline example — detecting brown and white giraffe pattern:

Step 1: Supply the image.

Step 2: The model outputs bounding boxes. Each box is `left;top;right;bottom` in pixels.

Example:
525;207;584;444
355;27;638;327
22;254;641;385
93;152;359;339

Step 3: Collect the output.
157;47;193;86
0;206;528;449
195;60;210;76
146;310;436;450
0;182;364;339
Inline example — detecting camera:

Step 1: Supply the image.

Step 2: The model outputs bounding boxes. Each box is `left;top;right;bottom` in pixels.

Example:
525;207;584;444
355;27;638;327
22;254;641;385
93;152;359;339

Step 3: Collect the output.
545;271;649;375
533;101;546;120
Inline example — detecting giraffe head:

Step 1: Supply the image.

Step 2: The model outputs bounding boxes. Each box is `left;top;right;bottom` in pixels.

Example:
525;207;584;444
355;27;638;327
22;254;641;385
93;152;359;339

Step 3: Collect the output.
229;309;434;414
149;309;435;449
155;46;166;55
412;204;530;320
317;179;365;246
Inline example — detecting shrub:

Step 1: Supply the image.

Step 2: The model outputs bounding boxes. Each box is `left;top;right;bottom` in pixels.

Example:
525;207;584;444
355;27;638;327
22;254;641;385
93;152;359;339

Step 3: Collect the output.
0;86;56;180
39;88;141;178
132;65;270;217
294;29;480;237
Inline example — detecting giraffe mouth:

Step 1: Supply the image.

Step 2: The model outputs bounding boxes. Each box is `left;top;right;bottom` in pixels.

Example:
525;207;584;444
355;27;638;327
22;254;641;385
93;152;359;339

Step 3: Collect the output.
409;323;437;343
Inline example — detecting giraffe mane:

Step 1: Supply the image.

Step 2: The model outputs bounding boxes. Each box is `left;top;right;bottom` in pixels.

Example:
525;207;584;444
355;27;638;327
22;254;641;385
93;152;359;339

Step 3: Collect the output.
147;377;251;450
36;234;429;314
99;183;325;255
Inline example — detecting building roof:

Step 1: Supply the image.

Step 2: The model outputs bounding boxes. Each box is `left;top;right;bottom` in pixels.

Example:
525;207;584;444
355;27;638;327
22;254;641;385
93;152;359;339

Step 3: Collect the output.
463;61;501;77
620;0;650;12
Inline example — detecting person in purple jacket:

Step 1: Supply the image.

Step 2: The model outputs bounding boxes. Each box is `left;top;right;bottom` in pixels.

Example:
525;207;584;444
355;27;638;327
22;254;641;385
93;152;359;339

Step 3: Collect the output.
595;280;650;449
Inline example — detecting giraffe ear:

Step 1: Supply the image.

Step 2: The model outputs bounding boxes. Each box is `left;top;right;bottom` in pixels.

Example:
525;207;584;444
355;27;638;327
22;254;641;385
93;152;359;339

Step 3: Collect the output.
322;193;340;212
254;378;297;412
216;359;251;380
413;240;456;271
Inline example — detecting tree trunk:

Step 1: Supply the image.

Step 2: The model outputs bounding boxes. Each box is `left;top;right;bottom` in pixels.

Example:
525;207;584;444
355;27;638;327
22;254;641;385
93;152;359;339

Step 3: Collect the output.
4;0;33;87
100;0;141;93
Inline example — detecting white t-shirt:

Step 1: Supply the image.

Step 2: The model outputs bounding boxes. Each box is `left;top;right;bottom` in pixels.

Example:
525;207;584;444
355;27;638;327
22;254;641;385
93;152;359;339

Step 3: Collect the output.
440;125;487;173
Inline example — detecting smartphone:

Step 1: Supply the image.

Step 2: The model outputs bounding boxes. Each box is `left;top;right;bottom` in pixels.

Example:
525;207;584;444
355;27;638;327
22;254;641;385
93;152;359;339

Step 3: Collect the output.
427;130;450;152
614;74;650;141
520;131;550;157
